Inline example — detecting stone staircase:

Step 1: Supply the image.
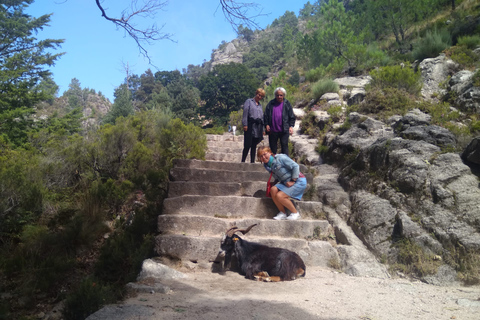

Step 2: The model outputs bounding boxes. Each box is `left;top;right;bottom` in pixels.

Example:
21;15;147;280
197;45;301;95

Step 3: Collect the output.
154;133;341;269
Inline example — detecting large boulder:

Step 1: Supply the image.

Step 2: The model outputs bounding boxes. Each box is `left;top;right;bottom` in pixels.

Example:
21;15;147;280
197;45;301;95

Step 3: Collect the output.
324;111;480;284
462;136;480;165
419;54;458;101
447;69;480;113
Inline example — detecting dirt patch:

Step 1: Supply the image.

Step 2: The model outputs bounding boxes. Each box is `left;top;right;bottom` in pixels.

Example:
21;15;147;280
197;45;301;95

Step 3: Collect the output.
92;266;480;320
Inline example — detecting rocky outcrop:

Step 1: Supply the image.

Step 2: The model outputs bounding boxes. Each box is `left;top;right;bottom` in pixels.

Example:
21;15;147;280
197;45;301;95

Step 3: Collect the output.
447;69;480;113
210;39;248;69
334;76;371;106
419;54;458;101
462;136;480;165
323;108;480;284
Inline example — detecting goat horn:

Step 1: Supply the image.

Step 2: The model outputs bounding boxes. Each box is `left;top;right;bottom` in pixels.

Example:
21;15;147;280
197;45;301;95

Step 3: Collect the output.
226;226;239;237
234;224;257;235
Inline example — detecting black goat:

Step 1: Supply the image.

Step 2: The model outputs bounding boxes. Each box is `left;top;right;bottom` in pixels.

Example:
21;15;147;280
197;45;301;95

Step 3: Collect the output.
218;224;306;281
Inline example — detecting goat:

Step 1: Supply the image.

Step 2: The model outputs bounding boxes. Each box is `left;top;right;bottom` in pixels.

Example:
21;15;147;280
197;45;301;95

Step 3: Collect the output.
218;224;306;282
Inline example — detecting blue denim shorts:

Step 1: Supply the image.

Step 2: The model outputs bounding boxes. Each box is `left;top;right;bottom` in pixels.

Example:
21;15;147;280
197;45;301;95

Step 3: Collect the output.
275;177;307;200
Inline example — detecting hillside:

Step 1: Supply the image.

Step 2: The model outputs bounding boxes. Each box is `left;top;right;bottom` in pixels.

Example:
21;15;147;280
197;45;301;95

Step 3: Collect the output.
1;1;480;319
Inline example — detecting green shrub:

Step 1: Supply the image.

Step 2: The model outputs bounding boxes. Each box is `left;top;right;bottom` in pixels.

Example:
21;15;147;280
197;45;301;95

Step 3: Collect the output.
312;79;339;100
359;45;391;70
445;45;478;69
358;88;417;119
229;110;244;134
300;111;322;137
472;70;480;87
159;118;207;163
203;126;225;134
368;65;422;96
457;34;480;49
391;238;441;278
412;29;452;61
306;66;326;82
3;224;76;302
327;105;343;122
288;70;300;86
63;278;116;320
94;211;154;284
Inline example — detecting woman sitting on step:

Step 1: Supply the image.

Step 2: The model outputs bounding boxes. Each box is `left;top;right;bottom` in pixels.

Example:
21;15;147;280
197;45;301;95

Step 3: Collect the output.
257;146;307;220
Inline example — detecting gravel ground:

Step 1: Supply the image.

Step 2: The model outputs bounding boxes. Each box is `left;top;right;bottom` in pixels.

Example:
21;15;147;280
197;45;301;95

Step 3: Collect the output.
87;266;480;320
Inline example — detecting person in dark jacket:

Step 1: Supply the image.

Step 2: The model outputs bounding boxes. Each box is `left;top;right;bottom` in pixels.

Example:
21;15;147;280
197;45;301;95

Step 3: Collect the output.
264;87;296;157
241;88;266;163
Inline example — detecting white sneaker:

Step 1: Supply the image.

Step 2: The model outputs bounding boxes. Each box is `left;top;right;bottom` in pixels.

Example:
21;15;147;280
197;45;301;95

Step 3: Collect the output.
287;212;301;220
273;212;287;220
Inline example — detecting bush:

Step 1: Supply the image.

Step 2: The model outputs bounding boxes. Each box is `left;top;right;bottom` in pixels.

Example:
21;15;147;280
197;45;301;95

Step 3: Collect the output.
359;88;417;119
327;105;343;122
391;238;441;278
300;111;322;137
311;79;340;100
457;34;480;49
359;45;391;70
472;70;480;87
412;29;452;62
229;110;244;134
63;278;116;320
445;45;478;69
305;66;326;83
368;65;422;96
288;70;300;86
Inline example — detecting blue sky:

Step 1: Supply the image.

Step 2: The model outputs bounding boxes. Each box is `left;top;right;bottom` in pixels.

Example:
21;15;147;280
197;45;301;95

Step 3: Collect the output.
27;0;307;102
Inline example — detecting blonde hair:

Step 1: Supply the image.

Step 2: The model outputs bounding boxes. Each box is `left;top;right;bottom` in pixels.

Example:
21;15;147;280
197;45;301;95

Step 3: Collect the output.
256;88;266;97
257;146;272;162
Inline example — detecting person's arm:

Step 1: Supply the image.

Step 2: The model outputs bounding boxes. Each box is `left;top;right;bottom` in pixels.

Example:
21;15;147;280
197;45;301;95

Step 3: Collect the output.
287;100;296;135
283;155;300;181
264;101;271;133
242;99;250;130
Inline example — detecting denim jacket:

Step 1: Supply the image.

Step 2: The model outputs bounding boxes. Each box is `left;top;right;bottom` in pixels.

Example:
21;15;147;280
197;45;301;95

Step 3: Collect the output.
264;154;299;185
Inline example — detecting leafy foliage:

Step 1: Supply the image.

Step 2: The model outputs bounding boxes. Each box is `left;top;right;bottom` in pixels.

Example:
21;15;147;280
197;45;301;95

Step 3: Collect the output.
413;28;452;62
368;65;422;95
198;63;259;124
358;88;418;119
311;79;339;100
0;0;64;147
103;84;134;124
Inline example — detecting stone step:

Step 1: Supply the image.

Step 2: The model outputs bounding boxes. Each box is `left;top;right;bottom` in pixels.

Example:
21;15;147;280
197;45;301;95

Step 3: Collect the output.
172;159;265;172
168;181;268;197
162;196;325;219
158;215;333;239
205;153;244;162
207;140;244;148
154;234;339;268
207;146;244;153
169;167;270;183
207;134;244;142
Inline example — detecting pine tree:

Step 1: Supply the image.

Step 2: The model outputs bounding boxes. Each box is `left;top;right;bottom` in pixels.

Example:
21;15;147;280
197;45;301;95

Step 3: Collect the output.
0;0;64;146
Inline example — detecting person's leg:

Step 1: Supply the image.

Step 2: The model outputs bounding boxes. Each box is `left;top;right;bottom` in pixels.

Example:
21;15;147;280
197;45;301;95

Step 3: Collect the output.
274;190;297;214
250;137;262;163
270;187;288;220
241;128;253;162
279;132;290;157
268;132;279;154
270;187;285;213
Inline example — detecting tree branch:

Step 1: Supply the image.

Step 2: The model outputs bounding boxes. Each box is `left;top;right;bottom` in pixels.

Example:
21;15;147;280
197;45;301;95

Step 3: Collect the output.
95;1;265;64
218;0;266;31
95;0;174;63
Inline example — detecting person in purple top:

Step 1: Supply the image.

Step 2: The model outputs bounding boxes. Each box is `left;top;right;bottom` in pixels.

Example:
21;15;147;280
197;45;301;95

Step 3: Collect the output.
263;87;296;157
241;88;266;163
